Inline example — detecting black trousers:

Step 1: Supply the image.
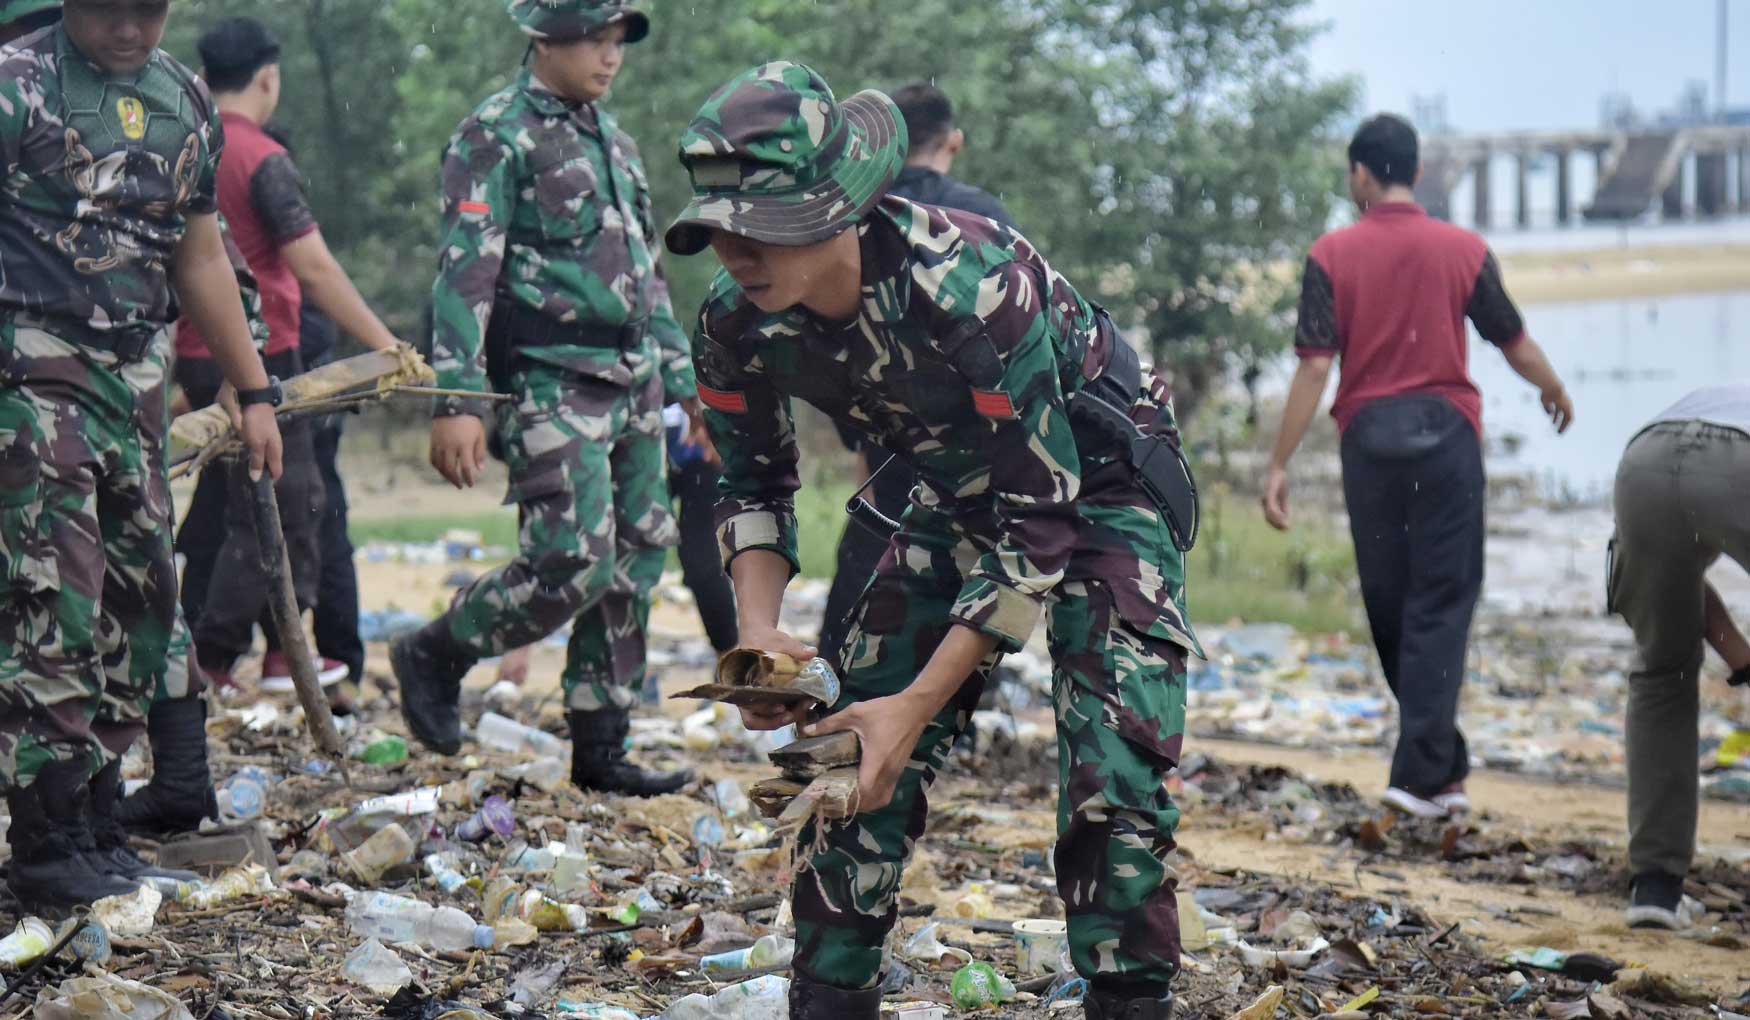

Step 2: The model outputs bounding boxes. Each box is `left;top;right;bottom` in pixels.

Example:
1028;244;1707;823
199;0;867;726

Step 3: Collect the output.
1339;394;1484;796
671;457;738;654
262;410;365;682
174;348;323;673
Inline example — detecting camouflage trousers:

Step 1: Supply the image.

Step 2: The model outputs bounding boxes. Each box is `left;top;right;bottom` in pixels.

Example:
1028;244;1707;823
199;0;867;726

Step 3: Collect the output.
794;500;1189;992
442;361;677;711
0;324;179;791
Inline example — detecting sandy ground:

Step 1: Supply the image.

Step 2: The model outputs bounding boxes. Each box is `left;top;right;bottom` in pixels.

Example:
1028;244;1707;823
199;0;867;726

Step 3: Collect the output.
1499;243;1750;305
1182;739;1750;991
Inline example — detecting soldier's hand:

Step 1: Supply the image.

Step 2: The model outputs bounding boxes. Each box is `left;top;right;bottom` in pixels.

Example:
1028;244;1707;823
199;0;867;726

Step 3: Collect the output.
681;397;719;466
734;626;818;731
1261;464;1292;532
240;403;284;481
217;381;241;431
430;415;488;489
807;692;931;814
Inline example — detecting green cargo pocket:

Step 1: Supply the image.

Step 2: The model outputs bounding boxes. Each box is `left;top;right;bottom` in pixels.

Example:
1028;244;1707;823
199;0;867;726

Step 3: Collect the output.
0;431;56;595
1092;580;1188;768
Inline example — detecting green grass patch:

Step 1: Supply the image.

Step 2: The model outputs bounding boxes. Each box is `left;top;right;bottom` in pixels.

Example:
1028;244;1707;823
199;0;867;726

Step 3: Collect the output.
350;512;521;551
1187;484;1358;635
349;477;1358;636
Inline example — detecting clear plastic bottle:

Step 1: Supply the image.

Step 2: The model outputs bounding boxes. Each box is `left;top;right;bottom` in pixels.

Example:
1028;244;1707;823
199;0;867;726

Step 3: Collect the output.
700;934;795;974
424;852;469;894
475;712;568;758
660;975;789;1020
215;766;272;822
0;917;52;967
345;892;494;951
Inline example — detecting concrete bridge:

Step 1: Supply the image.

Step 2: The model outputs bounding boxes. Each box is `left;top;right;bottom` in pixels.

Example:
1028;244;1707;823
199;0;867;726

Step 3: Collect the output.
1414;125;1750;227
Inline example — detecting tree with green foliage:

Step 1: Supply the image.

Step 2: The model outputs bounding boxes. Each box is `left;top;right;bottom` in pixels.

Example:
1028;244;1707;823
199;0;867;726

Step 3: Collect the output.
160;0;1355;411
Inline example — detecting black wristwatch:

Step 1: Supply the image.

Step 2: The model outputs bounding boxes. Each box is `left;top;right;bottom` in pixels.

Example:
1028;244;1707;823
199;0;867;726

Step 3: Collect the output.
237;377;283;408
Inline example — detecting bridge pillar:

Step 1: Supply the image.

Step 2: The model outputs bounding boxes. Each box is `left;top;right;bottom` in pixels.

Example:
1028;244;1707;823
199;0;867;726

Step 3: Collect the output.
1471;156;1492;229
1738;146;1749;213
1514;153;1531;228
1662;156;1685;220
1554;149;1572;225
1697;152;1728;218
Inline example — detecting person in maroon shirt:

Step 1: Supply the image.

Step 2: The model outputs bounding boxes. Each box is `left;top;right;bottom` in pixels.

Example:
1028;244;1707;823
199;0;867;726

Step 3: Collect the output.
1262;114;1574;819
175;17;400;691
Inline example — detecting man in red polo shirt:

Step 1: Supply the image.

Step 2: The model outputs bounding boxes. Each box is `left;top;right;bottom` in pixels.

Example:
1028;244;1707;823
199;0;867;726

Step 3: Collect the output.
1261;114;1574;818
176;16;400;690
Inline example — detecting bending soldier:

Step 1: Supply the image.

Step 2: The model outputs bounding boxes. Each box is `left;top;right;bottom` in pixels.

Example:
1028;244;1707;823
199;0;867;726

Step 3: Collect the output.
667;63;1196;1020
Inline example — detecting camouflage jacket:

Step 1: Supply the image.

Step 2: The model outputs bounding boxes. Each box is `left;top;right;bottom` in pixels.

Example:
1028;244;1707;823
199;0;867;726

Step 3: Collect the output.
694;198;1195;654
0;26;222;336
430;68;692;415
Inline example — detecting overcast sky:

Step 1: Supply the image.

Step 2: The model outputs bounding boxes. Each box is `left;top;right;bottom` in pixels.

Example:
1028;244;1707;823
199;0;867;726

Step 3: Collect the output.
1302;0;1750;133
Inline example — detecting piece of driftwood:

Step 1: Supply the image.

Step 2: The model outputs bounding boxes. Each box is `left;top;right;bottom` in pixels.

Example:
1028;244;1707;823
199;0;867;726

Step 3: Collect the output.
169;344;439;472
769;731;861;781
671;649;841;708
776;767;860;826
748;777;808;819
249;473;349;775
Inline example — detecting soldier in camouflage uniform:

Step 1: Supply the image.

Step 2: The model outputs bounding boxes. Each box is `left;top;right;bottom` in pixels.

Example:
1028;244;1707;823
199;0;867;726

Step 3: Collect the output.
665;64;1197;1020
112;221;273;836
0;0;284;910
393;0;697;797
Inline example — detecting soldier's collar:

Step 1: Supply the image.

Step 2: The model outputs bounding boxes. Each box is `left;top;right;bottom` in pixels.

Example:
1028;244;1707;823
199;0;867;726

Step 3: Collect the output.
519;68;598;121
855;204;911;327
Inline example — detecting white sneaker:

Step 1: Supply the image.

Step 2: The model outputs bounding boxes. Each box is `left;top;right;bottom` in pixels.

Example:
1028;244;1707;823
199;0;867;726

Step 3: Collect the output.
1433;786;1471;815
1382;786;1449;818
1625;873;1706;930
259;652;349;693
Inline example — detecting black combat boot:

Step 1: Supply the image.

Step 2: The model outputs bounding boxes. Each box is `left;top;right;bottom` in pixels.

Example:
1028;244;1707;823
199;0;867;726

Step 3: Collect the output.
88;759;201;884
4;763;139;911
788;973;882;1020
1084;985;1176;1020
568;708;694;796
114;695;219;835
392;619;477;755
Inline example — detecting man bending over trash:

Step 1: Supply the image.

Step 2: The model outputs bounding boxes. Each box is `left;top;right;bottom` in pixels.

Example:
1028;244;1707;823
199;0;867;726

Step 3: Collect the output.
664;62;1200;1020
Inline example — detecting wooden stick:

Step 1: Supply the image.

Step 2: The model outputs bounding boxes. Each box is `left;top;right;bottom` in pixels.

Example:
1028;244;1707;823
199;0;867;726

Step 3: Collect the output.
249;474;350;782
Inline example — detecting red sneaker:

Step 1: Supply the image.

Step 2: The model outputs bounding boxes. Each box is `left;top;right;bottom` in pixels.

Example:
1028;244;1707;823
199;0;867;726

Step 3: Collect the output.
260;651;349;692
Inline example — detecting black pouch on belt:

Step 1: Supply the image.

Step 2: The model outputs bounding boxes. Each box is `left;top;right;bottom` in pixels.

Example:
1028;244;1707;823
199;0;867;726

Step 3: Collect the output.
1068;327;1200;553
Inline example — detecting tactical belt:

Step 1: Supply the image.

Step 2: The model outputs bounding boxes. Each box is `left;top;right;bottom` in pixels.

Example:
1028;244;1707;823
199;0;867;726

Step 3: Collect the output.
8;312;159;363
487;300;646;352
1067;312;1200;552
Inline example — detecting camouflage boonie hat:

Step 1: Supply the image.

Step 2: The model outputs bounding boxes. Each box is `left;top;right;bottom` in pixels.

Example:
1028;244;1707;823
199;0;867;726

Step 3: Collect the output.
507;0;648;44
0;0;59;24
664;61;907;256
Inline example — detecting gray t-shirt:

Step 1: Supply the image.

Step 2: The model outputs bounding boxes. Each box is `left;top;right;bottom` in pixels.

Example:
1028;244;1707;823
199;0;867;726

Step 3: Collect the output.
1649;383;1750;436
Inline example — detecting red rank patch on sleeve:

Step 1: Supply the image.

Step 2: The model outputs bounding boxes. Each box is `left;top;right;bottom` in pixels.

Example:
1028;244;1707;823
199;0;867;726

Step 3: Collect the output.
697;385;748;414
457;201;491;216
972;389;1017;419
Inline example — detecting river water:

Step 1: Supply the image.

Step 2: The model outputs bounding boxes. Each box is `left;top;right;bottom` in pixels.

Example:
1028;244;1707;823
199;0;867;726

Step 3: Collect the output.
1472;288;1750;502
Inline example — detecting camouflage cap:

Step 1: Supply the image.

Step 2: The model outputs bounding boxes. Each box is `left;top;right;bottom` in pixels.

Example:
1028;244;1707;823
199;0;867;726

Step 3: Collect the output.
664;61;907;257
506;0;648;44
0;0;58;24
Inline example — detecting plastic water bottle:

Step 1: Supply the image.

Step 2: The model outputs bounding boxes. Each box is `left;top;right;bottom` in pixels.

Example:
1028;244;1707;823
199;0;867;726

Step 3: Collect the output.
0;917;52;967
424;853;469;894
700;934;795;975
475;712;568;758
345;892;494;951
713;778;751;820
216;766;272;822
660;975;789;1020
